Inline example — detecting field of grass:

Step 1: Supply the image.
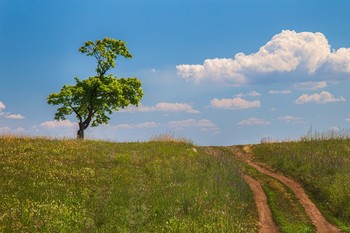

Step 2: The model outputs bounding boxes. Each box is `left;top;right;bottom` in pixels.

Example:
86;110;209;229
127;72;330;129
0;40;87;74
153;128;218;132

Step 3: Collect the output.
252;138;350;232
0;136;257;232
243;164;315;233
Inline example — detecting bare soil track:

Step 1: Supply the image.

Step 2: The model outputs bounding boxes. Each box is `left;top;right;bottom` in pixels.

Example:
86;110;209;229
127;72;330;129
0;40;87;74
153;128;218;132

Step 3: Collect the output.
243;175;279;233
239;146;342;233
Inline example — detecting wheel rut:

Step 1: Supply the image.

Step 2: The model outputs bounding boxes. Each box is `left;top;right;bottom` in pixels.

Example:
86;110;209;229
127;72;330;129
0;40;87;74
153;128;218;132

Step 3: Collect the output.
204;146;342;232
245;159;341;233
243;174;279;233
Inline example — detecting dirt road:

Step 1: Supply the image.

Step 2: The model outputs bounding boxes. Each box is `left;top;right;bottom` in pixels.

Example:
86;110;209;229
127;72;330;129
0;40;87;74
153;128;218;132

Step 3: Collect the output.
245;159;341;233
243;175;279;233
204;146;342;232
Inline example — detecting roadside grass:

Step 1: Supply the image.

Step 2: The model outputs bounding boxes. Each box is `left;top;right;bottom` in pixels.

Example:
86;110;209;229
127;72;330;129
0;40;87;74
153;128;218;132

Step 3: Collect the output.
0;136;257;232
242;157;315;233
252;138;350;232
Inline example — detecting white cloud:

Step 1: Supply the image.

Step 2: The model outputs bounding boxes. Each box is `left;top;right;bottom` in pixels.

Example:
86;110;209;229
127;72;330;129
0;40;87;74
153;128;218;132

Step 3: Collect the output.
278;115;302;123
345;115;350;122
5;114;25;119
113;122;159;129
0;127;26;135
121;102;199;113
177;30;350;85
237;118;271;125
40;120;77;129
177;59;246;84
235;91;261;97
295;91;345;104
329;126;340;133
97;119;219;134
0;101;25;120
328;48;350;73
269;90;292;94
294;81;327;90
210;97;260;110
168;119;219;132
248;91;262;96
0;102;5;111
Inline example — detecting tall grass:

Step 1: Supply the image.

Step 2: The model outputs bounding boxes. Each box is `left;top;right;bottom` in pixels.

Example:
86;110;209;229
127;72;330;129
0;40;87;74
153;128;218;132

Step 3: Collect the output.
0;136;257;232
253;136;350;231
243;164;315;233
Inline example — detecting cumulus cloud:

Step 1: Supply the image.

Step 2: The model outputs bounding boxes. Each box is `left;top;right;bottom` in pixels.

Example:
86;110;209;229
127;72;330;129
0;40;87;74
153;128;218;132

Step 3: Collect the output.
278;115;302;123
0;101;25;120
40;120;77;129
294;81;327;90
177;30;350;85
121;102;199;114
269;90;292;94
295;91;345;104
210;97;260;110
237;118;271;125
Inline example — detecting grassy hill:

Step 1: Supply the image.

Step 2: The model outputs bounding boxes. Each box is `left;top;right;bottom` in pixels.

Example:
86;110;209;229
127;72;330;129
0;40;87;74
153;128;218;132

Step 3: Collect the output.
252;138;350;231
2;135;349;232
0;136;257;232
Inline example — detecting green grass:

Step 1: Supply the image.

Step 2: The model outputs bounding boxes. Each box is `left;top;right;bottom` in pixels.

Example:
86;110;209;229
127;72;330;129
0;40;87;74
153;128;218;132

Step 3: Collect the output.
242;159;315;233
252;138;350;232
0;136;257;232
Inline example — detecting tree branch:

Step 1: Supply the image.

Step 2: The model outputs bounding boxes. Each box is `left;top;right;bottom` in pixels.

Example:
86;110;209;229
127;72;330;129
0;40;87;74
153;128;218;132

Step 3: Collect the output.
70;105;82;122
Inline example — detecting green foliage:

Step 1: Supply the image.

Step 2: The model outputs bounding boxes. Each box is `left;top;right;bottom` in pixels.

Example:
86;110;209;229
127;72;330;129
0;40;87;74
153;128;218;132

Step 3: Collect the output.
253;139;350;232
79;37;132;77
47;75;143;127
47;37;143;138
0;137;258;232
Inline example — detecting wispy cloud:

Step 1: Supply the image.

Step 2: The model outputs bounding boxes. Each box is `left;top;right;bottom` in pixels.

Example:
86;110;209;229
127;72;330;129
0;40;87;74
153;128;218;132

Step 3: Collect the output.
237;118;271;125
345;115;350;122
278;115;302;123
5;114;25;120
121;102;200;113
269;90;292;94
97;119;219;133
168;119;219;132
113;122;160;129
294;81;327;90
235;91;261;97
295;91;345;104
210;97;260;110
177;30;350;85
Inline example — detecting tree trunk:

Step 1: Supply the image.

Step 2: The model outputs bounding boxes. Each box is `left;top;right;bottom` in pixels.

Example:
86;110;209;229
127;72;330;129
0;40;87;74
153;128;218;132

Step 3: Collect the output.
77;123;84;140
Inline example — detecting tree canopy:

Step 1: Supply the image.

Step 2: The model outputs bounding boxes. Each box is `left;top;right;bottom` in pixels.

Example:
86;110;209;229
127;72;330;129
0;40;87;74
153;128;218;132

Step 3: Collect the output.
47;38;143;139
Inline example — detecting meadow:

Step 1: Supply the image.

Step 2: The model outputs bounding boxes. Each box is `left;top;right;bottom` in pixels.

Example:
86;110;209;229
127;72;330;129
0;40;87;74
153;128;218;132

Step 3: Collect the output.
0;136;257;232
252;136;350;232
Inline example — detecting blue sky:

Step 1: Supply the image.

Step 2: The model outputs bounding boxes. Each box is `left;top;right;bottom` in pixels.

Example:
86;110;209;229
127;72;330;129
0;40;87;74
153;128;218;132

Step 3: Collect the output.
1;0;350;145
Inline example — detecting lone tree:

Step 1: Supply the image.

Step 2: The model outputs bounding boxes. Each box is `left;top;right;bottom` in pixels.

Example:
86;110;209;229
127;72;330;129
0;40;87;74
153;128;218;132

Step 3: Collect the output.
47;38;143;139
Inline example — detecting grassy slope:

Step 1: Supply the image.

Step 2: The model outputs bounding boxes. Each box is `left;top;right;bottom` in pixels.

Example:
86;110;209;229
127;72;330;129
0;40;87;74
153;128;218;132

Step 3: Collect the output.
0;137;257;232
252;139;350;232
244;164;315;233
